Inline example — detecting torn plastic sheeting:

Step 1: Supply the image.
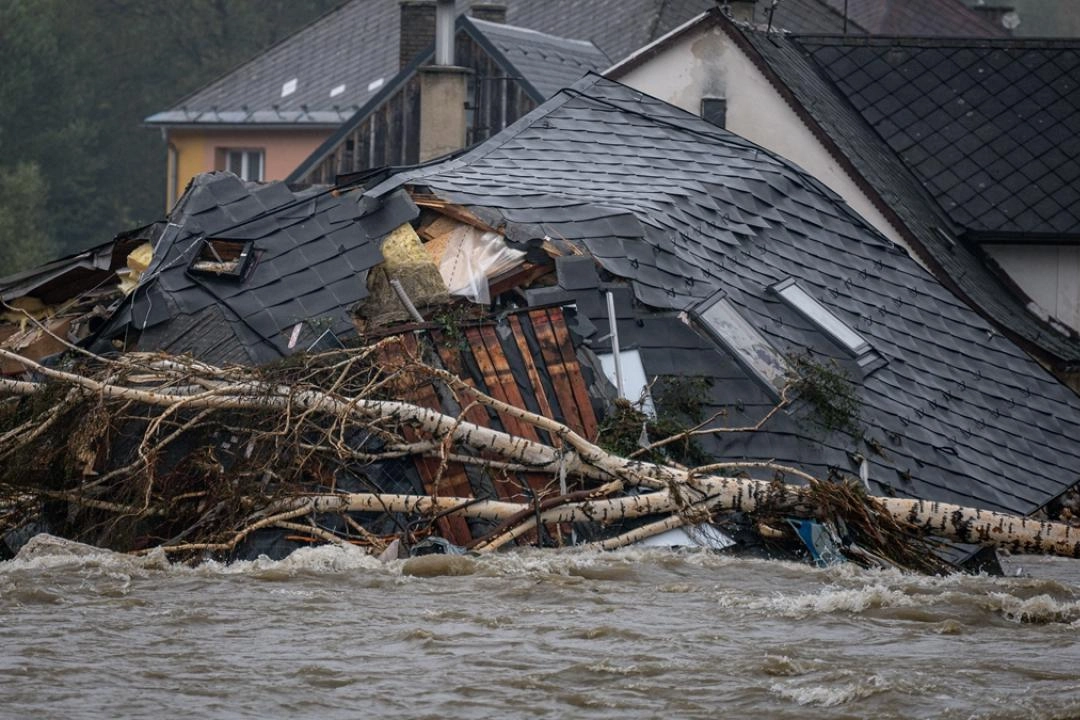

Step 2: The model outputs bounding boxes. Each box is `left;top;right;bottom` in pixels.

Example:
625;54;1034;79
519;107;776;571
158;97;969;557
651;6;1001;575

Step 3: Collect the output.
431;225;525;305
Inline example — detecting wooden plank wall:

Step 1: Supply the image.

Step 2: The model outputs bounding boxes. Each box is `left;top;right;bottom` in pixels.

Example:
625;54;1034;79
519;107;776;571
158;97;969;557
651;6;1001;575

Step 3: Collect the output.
374;307;598;546
304;35;538;184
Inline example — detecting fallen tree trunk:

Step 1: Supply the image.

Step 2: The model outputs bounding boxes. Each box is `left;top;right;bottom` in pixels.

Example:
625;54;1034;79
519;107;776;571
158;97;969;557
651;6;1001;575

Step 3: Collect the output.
1;345;1078;569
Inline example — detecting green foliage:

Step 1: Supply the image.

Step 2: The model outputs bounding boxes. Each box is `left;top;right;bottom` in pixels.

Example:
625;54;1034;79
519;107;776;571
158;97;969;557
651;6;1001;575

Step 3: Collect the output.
0;0;343;265
786;353;862;437
597;376;712;468
0;162;57;274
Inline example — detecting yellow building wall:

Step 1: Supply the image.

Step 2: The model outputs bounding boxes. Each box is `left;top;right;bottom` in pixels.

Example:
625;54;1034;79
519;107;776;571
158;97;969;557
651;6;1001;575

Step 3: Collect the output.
164;128;335;210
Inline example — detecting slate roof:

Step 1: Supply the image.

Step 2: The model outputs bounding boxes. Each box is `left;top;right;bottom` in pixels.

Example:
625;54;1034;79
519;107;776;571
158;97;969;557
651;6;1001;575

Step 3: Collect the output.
762;0;859;34
368;74;1080;517
798;36;1080;237
146;0;715;126
727;26;1080;368
818;0;1005;36
286;15;609;184
468;18;611;99
92;173;414;366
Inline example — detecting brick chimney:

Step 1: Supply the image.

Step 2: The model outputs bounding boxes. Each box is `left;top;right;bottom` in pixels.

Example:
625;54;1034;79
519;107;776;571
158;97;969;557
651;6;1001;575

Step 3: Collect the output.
470;3;507;23
399;0;436;69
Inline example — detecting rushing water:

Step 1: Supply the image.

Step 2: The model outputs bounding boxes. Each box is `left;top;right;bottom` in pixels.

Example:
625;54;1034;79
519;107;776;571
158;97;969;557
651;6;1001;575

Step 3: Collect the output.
2;536;1080;720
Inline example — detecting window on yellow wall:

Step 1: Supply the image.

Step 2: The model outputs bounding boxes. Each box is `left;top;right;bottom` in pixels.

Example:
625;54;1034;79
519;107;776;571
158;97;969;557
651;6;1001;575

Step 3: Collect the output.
218;149;264;181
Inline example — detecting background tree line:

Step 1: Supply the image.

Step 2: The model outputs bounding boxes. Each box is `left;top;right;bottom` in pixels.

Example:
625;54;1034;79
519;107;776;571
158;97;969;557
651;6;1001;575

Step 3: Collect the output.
0;0;343;275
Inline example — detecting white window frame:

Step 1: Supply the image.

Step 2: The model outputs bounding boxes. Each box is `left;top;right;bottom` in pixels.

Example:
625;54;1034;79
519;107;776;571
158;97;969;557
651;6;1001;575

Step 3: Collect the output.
224;149;264;182
771;278;870;356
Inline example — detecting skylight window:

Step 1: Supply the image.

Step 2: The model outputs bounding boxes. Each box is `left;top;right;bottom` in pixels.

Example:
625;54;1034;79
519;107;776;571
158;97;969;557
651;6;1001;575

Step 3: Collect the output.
367;77;385;92
685;291;786;395
772;279;869;356
281;78;298;97
330;84;346;97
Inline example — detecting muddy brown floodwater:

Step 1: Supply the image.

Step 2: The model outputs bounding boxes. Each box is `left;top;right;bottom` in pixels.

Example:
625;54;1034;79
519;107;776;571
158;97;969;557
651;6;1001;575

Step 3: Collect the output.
2;537;1079;719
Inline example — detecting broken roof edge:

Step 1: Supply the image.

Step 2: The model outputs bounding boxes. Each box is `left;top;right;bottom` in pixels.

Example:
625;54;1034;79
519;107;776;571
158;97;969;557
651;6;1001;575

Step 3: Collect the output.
286;14;550;185
367;71;907;264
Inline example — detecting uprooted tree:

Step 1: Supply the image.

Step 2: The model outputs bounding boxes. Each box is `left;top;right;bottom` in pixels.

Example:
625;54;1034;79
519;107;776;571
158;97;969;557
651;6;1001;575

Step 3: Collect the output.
1;340;1078;573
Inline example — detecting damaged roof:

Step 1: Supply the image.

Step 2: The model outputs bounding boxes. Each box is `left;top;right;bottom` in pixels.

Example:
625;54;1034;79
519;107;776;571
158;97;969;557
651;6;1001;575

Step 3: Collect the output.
367;74;1080;517
92;173;415;366
727;26;1080;368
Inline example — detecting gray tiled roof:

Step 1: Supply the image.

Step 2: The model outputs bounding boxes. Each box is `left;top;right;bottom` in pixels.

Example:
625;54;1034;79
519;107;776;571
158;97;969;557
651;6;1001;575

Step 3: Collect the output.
736;28;1080;365
371;75;1080;516
762;0;860;34
146;0;714;125
147;1;402;125
799;36;1080;237
469;18;610;99
819;0;1005;36
94;173;414;366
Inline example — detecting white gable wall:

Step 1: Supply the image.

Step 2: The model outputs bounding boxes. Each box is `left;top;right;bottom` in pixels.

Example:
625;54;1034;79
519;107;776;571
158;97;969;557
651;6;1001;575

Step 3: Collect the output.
985;244;1080;334
612;24;921;265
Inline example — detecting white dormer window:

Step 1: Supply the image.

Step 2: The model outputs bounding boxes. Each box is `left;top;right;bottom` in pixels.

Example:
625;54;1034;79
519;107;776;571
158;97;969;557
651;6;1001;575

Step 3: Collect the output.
772;278;869;356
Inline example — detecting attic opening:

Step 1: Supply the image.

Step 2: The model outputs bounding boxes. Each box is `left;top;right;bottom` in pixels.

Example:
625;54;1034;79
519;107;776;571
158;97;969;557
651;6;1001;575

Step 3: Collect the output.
188;238;254;281
701;96;727;129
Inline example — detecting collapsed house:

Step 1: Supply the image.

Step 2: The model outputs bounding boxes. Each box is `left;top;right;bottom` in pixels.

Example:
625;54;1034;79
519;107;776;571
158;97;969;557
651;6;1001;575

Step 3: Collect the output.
3;75;1080;564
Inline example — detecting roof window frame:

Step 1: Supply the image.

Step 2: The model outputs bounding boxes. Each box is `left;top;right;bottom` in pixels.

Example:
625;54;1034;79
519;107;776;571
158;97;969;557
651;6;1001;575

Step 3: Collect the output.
771;278;884;373
684;289;787;398
187;237;255;282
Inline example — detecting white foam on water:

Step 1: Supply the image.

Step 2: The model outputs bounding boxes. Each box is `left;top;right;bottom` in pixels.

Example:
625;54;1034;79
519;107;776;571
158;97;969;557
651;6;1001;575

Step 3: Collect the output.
770;675;888;707
985;591;1080;625
719;582;919;617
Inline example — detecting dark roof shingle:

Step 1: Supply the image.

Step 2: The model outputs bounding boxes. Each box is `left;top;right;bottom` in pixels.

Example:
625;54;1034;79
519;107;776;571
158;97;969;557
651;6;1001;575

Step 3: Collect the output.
469;18;610;99
799;36;1080;237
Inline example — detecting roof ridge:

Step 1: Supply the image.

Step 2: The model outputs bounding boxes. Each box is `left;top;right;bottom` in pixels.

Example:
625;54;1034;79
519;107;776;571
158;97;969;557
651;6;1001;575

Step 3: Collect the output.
468;16;603;49
792;34;1080;48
